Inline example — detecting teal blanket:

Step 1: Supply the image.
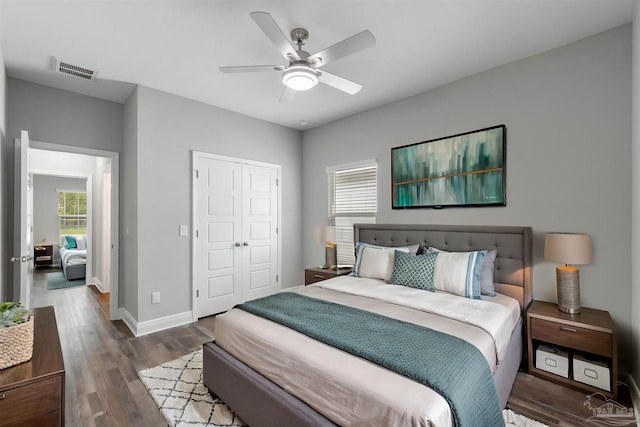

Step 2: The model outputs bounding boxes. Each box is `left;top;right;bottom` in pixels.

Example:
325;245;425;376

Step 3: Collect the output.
236;292;504;427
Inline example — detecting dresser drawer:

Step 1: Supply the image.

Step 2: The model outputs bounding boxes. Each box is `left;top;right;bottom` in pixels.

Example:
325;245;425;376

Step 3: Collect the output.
530;317;612;357
0;376;62;426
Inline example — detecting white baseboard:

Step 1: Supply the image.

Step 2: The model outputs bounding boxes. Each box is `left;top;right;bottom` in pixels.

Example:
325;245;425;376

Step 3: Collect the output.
629;374;640;426
118;307;137;336
88;276;107;293
117;307;193;337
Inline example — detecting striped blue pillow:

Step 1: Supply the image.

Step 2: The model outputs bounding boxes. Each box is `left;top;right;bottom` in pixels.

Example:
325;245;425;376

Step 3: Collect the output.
428;248;486;299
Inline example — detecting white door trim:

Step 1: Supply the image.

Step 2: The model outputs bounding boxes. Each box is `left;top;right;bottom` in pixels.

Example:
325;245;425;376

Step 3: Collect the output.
191;151;282;320
28;140;120;321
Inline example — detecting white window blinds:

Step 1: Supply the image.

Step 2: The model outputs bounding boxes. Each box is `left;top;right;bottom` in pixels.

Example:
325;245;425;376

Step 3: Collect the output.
327;161;377;265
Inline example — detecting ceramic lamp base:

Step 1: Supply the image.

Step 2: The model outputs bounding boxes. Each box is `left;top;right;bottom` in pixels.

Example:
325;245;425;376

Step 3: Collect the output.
556;265;581;314
325;245;337;269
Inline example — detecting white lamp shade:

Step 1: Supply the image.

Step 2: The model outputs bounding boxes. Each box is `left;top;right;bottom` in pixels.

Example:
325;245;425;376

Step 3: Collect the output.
544;233;592;265
319;226;336;243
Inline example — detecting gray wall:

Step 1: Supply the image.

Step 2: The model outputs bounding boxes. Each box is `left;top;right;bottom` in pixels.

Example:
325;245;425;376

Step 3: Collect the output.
303;25;633;370
131;85;302;323
632;3;640;400
122;88;139;318
4;78;123;300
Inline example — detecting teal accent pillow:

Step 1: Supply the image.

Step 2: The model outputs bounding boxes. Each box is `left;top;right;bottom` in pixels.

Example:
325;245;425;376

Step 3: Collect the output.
65;235;77;249
391;250;437;291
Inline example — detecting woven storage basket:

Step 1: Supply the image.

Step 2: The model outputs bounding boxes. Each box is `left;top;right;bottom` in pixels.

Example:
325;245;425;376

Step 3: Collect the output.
0;316;34;369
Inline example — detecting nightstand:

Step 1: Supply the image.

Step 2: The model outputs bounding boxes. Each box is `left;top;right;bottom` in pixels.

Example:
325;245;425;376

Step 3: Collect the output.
34;244;54;268
304;267;352;286
527;300;617;398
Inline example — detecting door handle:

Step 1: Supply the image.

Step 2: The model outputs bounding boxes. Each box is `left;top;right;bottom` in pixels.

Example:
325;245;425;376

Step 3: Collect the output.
234;242;241;247
243;242;249;246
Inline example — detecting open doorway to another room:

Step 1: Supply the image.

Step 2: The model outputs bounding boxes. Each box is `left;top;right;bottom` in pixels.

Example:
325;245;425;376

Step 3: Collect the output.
27;146;118;318
32;175;89;291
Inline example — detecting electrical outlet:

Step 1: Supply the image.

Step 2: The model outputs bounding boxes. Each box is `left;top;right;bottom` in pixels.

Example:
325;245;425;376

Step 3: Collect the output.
151;292;160;304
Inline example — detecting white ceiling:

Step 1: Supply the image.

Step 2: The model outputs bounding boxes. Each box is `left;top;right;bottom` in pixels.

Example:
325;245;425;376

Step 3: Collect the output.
0;0;635;130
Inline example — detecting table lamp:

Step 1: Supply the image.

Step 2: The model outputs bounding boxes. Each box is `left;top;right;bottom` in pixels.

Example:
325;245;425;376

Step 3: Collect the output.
544;233;592;314
319;226;337;269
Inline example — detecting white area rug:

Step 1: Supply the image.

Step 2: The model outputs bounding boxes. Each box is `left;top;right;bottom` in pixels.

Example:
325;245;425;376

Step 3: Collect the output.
139;350;548;427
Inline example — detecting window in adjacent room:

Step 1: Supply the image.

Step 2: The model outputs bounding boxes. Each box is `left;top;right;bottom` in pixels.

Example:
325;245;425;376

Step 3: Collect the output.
58;191;87;237
327;160;377;265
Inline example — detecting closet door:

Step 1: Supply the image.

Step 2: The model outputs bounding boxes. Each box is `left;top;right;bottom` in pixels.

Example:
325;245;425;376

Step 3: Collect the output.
196;158;242;317
241;164;279;302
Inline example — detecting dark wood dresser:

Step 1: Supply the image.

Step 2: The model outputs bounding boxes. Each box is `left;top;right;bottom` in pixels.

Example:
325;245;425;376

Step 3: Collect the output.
0;306;65;426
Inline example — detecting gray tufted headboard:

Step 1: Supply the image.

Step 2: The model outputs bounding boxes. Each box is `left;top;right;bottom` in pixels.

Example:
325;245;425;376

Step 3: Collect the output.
354;224;533;312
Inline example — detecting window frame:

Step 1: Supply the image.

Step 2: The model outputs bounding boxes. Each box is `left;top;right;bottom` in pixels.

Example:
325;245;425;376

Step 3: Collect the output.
57;190;88;238
326;159;377;265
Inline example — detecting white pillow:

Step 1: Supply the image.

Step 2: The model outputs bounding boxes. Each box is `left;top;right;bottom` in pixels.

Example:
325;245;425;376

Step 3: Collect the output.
353;242;419;277
76;236;86;250
358;247;396;281
432;250;486;299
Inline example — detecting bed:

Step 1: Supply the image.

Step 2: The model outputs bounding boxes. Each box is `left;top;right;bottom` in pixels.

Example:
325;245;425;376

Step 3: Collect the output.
59;235;87;280
203;224;533;427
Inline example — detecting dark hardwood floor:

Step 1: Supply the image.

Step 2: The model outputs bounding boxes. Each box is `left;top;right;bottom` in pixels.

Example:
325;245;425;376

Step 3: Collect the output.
508;367;635;426
31;269;634;426
31;269;216;426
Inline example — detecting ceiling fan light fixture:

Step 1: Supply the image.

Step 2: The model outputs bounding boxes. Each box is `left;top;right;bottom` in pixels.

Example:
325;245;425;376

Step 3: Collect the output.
282;65;318;91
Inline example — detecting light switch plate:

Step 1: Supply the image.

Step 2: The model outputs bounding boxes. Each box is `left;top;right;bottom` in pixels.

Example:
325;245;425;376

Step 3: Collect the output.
179;225;188;236
151;292;160;304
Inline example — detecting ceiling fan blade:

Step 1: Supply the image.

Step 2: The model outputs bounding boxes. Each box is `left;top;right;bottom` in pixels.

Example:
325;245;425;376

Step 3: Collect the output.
219;65;283;73
250;11;300;61
309;30;375;67
279;86;296;103
319;70;362;95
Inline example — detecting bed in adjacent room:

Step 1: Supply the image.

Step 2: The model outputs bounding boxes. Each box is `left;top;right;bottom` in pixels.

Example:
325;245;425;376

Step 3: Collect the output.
203;224;533;427
59;235;88;280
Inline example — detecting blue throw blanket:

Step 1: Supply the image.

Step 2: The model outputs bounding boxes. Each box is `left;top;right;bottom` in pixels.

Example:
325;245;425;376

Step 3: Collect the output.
236;292;504;427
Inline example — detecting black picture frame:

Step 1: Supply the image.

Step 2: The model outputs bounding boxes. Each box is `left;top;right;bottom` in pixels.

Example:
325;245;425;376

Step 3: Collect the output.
391;125;506;209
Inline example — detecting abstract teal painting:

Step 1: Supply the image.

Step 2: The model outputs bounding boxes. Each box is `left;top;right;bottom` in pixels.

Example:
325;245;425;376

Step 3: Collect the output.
392;125;506;208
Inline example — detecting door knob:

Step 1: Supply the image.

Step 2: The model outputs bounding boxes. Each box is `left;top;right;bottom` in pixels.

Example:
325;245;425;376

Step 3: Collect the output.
243;242;249;246
234;242;241;247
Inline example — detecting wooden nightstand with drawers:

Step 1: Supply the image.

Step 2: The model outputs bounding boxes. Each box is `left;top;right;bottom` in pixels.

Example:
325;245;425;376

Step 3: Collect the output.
304;267;352;286
527;300;617;398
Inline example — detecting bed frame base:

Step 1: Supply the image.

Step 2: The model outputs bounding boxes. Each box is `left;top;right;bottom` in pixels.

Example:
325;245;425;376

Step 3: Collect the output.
203;342;336;427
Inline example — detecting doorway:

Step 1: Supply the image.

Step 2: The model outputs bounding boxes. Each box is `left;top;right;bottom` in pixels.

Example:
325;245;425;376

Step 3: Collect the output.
24;140;120;320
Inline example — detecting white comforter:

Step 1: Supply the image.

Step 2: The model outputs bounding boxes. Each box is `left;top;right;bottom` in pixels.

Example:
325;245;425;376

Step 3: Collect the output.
215;276;521;427
313;275;521;363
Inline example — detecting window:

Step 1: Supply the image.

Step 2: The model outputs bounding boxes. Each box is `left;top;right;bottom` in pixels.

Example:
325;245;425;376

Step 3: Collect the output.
327;161;377;265
58;191;87;237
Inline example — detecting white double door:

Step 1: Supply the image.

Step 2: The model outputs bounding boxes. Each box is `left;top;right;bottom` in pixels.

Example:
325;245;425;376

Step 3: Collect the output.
195;154;279;317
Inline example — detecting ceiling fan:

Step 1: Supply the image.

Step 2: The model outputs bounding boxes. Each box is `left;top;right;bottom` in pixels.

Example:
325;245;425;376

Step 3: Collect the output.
220;11;376;102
